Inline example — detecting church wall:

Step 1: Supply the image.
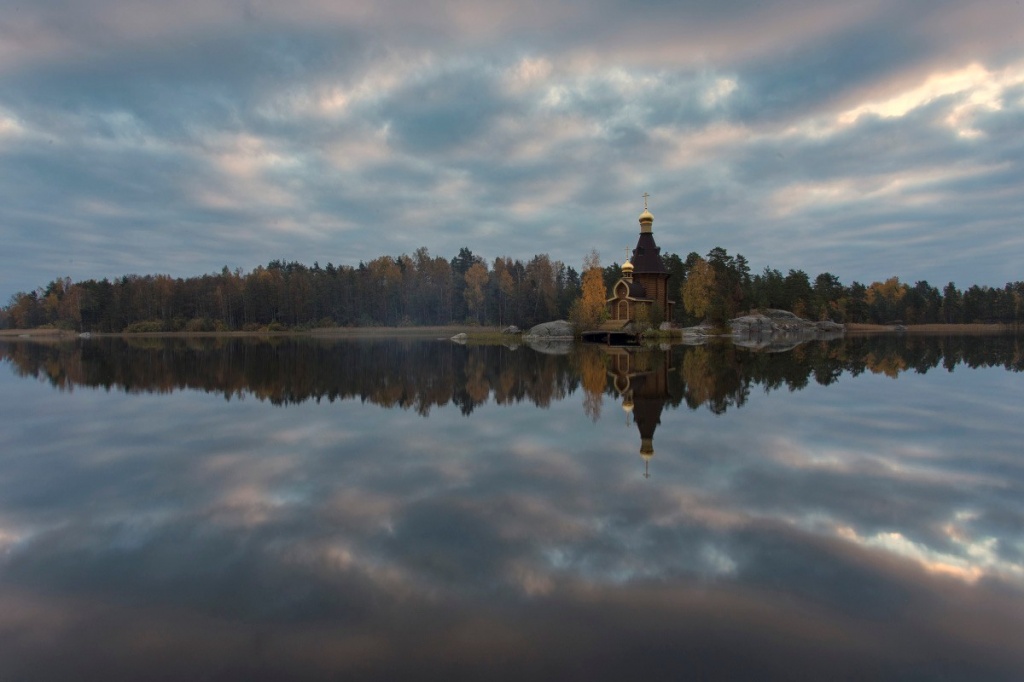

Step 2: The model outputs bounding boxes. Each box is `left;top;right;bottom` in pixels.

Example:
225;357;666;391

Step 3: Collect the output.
633;273;670;319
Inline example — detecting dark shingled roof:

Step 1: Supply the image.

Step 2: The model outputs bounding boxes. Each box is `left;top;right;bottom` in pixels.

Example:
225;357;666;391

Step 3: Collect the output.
631;232;667;274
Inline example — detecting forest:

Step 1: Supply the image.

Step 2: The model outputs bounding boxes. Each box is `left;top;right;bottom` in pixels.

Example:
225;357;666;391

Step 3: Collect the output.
2;245;1022;332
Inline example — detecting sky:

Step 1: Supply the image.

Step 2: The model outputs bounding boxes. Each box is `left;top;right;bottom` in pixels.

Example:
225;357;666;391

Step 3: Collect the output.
1;0;1022;300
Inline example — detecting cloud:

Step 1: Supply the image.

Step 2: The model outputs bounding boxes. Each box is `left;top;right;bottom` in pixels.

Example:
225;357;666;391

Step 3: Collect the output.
1;0;1023;298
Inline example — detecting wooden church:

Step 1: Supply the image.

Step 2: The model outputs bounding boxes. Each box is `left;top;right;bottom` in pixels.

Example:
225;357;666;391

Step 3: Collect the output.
594;197;675;339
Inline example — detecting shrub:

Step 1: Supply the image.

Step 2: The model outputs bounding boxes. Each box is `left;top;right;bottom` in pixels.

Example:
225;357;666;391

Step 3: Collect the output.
184;317;214;332
124;320;164;333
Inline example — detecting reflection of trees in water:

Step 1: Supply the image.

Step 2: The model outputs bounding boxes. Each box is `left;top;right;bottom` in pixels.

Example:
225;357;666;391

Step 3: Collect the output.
679;345;750;414
576;345;607;422
0;338;581;416
863;352;906;379
668;334;1023;413
1;334;1020;417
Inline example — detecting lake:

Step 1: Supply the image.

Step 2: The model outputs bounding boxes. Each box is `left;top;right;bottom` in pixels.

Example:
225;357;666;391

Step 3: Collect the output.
1;334;1022;681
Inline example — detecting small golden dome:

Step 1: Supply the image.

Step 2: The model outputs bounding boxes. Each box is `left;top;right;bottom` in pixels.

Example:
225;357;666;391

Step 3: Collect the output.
622;260;634;273
639;192;654;230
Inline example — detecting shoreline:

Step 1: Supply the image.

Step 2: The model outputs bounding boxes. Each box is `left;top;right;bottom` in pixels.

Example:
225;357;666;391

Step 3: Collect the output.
844;322;1017;334
0;326;493;340
0;322;1018;341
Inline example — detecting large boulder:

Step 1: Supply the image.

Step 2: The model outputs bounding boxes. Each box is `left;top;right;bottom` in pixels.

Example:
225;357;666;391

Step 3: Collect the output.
523;320;574;339
523;320;574;354
729;309;845;349
730;314;775;335
664;325;710;346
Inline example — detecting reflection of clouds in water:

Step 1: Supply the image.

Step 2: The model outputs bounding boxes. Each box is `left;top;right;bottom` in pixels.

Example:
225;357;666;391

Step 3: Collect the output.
700;544;739;577
835;515;1024;586
763;436;1003;487
0;528;25;555
5;369;1023;599
268;424;360;448
2;349;1024;678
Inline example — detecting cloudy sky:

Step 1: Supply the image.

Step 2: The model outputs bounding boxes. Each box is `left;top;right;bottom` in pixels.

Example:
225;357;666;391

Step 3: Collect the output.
1;0;1022;299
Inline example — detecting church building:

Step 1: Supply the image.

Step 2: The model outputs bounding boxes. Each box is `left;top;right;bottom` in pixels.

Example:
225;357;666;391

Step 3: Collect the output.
604;198;674;329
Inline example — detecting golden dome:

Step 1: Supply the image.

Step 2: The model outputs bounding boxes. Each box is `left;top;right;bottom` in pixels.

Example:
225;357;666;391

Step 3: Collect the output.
621;260;634;273
638;207;654;234
639;192;654;228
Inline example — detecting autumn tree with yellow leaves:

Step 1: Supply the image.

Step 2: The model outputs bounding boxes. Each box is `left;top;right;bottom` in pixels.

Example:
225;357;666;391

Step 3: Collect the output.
463;262;489;324
681;257;716;323
569;250;607;333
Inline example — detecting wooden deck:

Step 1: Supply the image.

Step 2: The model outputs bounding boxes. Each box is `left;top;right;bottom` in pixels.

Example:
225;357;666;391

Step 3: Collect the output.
581;320;639;345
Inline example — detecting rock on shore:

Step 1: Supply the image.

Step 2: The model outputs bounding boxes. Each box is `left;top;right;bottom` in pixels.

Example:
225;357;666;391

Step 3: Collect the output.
523;320;574;340
730;309;844;350
522;320;574;354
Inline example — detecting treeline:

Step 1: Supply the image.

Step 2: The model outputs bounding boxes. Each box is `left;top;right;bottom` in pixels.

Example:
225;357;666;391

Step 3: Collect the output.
2;245;1023;332
650;247;1024;327
1;248;583;333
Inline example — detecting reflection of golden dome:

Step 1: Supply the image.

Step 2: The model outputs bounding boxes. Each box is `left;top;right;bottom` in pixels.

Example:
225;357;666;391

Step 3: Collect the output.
622;398;634;414
640;438;654;478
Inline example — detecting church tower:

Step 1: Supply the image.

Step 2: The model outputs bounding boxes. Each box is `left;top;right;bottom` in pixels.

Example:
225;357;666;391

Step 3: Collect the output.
629;196;672;322
604;195;675;328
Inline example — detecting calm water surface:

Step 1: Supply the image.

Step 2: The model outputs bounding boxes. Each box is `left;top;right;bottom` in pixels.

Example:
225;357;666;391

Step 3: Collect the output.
1;335;1022;681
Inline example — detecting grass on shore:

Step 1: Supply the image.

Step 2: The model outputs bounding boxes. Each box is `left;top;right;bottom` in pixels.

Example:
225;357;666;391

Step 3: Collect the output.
0;328;75;338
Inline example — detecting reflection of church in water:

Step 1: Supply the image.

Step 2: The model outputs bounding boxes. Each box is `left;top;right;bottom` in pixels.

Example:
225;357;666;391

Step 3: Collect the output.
605;346;674;478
